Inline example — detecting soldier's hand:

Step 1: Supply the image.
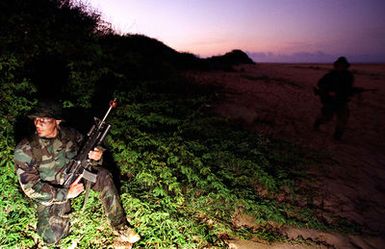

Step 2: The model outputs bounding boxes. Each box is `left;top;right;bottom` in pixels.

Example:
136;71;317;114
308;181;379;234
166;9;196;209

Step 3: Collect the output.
88;147;103;161
67;175;84;199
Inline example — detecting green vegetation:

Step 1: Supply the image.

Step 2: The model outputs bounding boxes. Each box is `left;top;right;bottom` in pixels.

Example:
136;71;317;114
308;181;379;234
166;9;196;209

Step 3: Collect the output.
0;0;356;248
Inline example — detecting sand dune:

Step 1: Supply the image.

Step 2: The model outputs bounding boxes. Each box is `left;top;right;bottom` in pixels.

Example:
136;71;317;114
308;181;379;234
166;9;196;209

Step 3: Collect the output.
187;63;385;249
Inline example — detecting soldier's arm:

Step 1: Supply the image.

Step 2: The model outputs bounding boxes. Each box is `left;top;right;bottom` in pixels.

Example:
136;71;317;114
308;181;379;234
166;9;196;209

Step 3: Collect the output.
317;73;333;95
14;141;69;206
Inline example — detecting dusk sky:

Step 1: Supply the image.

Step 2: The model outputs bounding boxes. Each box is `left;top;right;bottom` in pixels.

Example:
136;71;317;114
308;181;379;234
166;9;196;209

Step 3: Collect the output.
86;0;385;63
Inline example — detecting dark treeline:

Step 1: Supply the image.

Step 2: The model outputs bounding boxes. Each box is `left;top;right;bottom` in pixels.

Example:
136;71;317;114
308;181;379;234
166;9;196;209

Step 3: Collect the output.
0;0;254;103
0;0;253;148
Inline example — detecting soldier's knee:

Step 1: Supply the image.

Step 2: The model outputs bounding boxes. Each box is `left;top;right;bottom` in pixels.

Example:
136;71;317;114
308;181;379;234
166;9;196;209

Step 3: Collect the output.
98;167;113;180
97;168;114;186
40;232;61;245
36;197;71;245
92;167;116;191
38;224;69;245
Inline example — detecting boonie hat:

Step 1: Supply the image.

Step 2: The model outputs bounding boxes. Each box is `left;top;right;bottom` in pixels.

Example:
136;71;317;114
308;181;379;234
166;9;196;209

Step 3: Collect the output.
28;100;64;120
334;56;350;68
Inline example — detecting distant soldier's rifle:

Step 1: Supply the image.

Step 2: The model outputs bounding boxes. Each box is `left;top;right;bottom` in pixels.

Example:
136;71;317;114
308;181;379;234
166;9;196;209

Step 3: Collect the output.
351;87;378;94
313;86;378;96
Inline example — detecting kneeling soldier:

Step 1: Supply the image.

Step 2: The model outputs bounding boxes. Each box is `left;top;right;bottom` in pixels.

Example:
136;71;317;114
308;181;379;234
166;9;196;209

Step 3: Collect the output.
14;101;140;246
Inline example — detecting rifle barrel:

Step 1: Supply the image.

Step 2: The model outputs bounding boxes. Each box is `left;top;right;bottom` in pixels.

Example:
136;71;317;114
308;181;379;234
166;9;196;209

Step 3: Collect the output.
98;98;117;129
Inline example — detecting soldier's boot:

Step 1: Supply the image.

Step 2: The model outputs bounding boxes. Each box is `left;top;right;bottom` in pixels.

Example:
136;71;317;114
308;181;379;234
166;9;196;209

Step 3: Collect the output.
113;225;141;244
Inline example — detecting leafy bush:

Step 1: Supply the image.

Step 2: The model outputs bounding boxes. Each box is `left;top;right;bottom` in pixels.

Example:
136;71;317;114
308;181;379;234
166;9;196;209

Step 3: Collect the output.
0;56;37;248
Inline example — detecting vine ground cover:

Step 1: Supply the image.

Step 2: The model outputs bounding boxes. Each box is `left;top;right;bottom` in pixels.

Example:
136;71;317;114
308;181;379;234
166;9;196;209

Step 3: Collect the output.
0;58;356;248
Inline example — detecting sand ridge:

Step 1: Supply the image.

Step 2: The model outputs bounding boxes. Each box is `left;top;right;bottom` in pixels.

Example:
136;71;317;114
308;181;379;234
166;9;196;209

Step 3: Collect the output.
186;63;385;249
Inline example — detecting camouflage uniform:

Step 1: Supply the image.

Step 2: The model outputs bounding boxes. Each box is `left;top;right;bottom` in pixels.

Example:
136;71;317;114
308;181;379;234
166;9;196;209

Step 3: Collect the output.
313;57;354;140
14;126;127;244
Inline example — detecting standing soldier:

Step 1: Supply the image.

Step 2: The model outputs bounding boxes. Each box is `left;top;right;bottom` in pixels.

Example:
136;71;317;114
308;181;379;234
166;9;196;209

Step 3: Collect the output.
14;101;140;247
313;56;355;140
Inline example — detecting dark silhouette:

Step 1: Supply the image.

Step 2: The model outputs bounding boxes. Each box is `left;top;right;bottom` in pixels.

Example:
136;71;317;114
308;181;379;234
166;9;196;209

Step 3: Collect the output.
313;56;354;140
203;49;255;70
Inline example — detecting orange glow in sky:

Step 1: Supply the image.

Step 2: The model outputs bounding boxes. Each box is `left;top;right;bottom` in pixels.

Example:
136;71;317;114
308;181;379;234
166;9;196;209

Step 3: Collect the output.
86;0;385;62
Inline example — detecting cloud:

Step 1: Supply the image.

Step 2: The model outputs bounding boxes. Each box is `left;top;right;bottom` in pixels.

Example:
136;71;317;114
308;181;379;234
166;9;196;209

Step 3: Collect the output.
247;51;385;63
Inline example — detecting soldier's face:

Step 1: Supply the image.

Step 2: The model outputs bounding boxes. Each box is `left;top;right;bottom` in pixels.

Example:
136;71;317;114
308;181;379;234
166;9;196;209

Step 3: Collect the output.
33;117;61;138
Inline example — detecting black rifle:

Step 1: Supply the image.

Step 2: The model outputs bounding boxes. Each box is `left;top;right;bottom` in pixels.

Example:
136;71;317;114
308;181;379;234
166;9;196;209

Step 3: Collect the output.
313;86;378;96
63;99;118;187
351;87;378;95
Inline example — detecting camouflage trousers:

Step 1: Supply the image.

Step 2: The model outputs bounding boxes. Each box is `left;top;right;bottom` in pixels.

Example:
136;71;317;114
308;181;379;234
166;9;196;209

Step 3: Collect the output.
313;103;349;138
37;167;127;244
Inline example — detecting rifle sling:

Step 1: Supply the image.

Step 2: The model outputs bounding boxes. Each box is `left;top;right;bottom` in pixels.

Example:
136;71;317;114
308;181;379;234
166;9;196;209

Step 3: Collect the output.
82;180;92;211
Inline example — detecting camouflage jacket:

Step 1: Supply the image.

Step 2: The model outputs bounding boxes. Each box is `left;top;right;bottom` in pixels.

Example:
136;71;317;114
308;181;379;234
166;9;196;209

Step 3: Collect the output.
14;127;83;206
317;69;354;104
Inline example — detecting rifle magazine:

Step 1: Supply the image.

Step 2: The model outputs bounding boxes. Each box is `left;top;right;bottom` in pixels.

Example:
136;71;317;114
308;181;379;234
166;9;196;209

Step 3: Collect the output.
82;169;97;183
